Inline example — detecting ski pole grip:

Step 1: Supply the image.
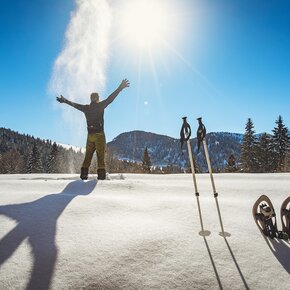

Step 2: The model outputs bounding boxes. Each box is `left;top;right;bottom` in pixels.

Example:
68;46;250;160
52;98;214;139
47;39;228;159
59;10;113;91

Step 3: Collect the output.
197;117;206;138
197;117;206;152
181;117;191;141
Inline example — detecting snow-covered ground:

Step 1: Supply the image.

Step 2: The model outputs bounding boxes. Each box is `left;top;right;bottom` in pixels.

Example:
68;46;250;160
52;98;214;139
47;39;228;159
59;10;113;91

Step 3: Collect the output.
0;173;289;290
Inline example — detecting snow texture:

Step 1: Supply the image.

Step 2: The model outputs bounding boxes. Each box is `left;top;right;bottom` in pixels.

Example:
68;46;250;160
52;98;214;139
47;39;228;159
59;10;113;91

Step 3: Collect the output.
0;173;289;289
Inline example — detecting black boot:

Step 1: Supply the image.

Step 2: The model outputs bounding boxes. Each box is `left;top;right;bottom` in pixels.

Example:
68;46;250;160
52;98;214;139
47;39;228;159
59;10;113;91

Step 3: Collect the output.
80;167;88;180
97;168;106;180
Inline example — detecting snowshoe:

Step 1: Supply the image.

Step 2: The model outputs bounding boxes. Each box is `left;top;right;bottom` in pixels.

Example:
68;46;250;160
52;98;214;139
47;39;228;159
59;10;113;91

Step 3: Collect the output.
80;167;88;180
280;196;290;237
97;168;106;180
252;195;288;240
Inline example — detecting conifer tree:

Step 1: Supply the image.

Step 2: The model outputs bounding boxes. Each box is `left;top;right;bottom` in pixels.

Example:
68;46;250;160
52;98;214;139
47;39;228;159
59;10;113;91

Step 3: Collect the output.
46;142;58;173
256;133;275;172
142;147;151;173
27;143;43;173
225;154;237;172
240;118;258;172
284;147;290;172
272;115;289;172
0;149;24;173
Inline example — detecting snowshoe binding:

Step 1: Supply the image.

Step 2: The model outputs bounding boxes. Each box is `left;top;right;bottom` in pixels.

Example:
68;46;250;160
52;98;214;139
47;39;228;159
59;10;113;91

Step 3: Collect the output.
253;195;288;240
280;196;290;237
97;168;106;180
80;167;88;180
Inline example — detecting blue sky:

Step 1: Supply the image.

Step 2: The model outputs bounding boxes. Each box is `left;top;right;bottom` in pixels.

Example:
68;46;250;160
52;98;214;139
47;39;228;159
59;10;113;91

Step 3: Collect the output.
0;0;289;147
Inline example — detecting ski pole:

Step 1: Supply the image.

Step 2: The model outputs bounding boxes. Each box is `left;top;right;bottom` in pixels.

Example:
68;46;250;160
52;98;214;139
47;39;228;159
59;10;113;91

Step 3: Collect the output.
180;117;210;236
197;117;230;238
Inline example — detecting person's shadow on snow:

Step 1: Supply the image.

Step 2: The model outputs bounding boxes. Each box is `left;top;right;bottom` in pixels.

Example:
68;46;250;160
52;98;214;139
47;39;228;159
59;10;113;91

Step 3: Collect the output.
0;179;97;290
264;236;290;274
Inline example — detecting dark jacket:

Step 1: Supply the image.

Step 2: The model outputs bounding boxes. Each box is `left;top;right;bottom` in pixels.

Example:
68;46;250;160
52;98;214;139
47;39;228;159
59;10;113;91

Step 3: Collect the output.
65;87;122;133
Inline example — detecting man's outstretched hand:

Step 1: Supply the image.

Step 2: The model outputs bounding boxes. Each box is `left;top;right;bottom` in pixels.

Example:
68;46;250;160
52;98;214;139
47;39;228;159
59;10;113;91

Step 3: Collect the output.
119;79;130;90
56;95;66;103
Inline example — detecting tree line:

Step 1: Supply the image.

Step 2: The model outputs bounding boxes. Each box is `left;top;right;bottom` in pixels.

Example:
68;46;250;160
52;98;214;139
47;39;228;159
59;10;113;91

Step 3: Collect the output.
142;115;289;174
1;115;289;175
228;115;289;173
0;128;180;174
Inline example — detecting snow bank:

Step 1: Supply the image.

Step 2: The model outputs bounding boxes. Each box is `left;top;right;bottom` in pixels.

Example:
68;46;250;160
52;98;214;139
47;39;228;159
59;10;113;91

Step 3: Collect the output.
0;173;289;289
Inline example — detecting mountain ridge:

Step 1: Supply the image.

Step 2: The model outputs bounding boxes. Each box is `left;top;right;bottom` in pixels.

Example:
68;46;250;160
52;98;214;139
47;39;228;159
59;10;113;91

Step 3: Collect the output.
108;130;243;171
3;127;288;172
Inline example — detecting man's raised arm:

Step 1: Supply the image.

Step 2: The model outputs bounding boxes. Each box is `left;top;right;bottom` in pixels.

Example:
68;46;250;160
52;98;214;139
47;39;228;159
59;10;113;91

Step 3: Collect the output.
56;95;85;111
103;79;130;107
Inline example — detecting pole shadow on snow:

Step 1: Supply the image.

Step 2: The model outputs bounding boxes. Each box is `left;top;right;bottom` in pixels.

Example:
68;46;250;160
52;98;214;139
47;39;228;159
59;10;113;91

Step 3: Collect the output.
263;236;290;274
0;179;97;290
202;236;223;290
202;236;249;290
222;238;249;290
195;209;224;288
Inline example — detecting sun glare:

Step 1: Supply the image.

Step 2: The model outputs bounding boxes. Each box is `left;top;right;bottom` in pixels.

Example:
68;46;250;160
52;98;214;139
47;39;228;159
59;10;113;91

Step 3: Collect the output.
118;0;177;50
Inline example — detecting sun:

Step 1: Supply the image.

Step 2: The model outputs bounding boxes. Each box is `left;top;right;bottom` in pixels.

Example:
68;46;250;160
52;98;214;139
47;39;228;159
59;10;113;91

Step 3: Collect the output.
118;0;177;50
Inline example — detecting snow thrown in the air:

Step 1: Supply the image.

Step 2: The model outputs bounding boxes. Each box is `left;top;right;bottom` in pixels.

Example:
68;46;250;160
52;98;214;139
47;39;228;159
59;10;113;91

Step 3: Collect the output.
0;173;289;289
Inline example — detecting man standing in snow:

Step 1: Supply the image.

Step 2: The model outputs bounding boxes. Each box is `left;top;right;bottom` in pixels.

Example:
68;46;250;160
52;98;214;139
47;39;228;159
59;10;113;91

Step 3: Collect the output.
56;79;130;180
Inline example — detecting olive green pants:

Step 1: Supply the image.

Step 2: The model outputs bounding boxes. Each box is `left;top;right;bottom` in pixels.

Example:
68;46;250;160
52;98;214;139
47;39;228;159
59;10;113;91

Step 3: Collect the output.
82;132;106;170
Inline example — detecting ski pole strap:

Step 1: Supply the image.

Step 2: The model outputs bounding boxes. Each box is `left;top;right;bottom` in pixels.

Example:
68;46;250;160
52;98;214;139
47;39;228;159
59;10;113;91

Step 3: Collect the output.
180;117;191;150
197;117;206;152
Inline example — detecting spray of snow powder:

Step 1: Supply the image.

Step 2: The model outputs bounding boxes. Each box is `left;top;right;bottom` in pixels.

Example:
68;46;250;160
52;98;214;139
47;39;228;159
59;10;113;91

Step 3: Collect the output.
49;0;112;147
